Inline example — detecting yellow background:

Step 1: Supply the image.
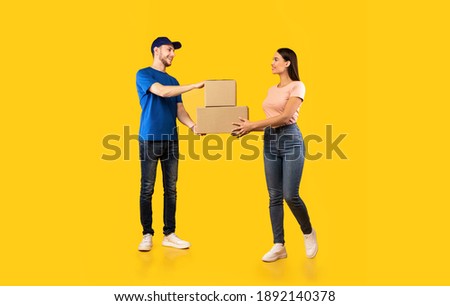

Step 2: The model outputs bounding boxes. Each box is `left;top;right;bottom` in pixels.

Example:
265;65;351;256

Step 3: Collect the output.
1;0;449;285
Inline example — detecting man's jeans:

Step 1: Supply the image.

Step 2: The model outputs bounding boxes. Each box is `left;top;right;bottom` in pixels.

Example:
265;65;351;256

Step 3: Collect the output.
139;140;179;236
263;124;312;244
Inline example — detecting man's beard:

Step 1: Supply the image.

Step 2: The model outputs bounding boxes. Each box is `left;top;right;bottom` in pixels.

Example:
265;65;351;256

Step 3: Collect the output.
160;56;172;67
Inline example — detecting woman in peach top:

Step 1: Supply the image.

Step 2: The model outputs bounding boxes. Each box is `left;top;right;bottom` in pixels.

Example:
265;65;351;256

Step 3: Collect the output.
232;48;318;262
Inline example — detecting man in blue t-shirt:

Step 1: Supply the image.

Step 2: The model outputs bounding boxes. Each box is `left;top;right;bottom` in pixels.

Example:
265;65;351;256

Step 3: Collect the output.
136;37;204;252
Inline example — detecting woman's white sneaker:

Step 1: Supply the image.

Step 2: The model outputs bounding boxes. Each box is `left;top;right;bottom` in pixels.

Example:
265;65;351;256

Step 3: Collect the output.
162;233;190;249
138;234;152;252
262;243;287;262
304;229;318;258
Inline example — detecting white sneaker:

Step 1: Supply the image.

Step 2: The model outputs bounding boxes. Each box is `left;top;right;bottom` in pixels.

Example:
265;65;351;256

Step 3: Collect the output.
262;243;287;262
138;234;152;252
162;233;190;249
304;228;318;258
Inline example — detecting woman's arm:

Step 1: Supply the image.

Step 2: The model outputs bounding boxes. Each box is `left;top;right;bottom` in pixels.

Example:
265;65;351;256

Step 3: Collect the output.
232;96;303;137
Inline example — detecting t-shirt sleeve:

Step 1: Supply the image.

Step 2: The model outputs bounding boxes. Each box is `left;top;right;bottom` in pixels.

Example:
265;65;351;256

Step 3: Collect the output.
290;82;306;101
136;71;157;100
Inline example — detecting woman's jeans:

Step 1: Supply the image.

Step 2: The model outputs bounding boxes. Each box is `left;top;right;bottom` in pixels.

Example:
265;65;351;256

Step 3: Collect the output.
264;124;312;244
139;140;179;236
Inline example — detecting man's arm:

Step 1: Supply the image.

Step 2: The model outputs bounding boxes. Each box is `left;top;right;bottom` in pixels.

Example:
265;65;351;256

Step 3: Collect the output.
150;81;204;98
177;103;196;132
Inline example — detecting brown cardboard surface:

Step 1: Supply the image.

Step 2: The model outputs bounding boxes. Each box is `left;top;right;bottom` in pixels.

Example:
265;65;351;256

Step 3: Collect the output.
196;106;248;134
204;80;236;107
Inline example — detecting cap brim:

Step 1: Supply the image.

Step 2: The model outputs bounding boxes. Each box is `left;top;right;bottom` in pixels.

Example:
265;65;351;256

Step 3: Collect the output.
172;41;182;49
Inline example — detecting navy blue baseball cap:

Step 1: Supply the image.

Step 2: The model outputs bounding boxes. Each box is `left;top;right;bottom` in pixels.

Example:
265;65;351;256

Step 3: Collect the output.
151;37;182;54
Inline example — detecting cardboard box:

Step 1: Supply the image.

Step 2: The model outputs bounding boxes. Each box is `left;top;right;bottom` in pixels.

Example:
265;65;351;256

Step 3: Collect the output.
196;106;248;134
205;80;236;107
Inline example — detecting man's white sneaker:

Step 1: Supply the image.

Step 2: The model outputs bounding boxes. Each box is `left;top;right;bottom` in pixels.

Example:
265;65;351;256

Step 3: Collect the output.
304;228;318;258
262;243;287;262
162;233;190;249
138;234;152;252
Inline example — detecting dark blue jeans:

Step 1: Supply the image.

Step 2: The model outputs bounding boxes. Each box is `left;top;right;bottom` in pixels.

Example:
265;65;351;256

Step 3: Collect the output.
264;124;312;244
139;140;179;236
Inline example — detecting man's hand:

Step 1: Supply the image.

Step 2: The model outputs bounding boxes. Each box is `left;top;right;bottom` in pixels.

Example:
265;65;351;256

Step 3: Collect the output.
193;81;205;89
192;124;206;136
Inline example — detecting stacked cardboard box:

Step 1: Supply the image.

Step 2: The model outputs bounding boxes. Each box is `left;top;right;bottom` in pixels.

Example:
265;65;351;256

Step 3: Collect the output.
196;80;249;134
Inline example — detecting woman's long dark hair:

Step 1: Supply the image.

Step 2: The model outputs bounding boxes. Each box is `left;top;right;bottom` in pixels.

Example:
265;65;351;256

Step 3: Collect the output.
277;48;300;81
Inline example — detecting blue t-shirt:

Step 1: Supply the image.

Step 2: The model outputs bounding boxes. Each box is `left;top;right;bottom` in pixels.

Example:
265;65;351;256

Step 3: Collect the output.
136;67;182;141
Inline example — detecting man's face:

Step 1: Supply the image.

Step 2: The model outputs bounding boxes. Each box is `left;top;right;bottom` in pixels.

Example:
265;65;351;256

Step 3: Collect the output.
157;44;176;67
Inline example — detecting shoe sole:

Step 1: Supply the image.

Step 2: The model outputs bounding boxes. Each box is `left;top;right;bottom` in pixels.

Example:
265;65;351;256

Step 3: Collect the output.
262;253;287;262
138;245;152;252
162;241;190;249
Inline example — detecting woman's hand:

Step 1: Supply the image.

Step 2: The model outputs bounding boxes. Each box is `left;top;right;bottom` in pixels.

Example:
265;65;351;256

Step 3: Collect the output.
231;117;255;137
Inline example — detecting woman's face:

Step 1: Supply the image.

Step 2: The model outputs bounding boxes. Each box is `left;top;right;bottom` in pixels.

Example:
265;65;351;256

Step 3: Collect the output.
271;52;289;74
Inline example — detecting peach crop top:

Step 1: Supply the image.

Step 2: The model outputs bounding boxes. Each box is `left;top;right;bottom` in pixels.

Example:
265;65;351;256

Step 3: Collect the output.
262;81;305;124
